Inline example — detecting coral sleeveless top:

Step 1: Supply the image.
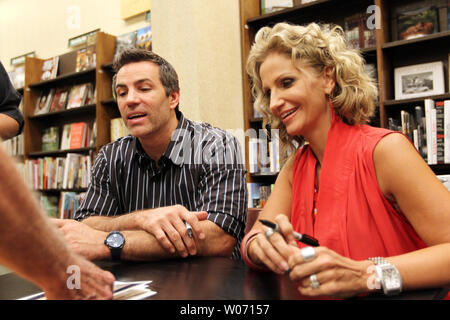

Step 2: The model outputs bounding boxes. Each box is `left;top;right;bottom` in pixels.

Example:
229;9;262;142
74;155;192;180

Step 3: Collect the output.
291;115;426;259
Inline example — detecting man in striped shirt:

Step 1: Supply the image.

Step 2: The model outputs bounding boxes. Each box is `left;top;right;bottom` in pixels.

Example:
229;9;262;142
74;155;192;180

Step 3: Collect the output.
54;49;247;260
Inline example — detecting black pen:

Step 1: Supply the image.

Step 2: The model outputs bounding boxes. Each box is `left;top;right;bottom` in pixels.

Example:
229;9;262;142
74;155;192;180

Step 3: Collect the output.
259;219;319;247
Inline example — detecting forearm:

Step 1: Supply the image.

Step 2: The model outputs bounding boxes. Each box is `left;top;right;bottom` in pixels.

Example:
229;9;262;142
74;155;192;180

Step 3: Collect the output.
0;114;20;140
0;147;73;289
120;221;235;261
82;212;140;231
387;243;450;290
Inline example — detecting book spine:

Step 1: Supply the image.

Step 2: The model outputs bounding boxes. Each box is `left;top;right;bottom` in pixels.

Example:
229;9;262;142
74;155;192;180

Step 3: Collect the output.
424;99;435;165
444;100;450;164
436;101;445;164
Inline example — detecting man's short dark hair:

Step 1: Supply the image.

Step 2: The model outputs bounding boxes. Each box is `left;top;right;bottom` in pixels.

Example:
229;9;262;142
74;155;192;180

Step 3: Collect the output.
112;48;180;102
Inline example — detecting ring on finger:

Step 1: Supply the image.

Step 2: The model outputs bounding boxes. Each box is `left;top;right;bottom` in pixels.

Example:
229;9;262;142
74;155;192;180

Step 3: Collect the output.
300;246;316;261
265;227;274;240
310;274;320;289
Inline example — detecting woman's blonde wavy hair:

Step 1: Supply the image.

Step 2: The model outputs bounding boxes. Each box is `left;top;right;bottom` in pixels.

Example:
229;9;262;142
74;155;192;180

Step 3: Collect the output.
246;22;378;160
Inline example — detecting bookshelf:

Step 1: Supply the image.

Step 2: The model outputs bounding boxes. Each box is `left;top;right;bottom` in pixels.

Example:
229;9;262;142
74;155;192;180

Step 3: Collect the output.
17;31;117;212
239;0;450;193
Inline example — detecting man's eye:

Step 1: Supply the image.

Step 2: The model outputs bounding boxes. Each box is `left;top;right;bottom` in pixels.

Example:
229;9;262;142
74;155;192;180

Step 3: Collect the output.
117;91;126;97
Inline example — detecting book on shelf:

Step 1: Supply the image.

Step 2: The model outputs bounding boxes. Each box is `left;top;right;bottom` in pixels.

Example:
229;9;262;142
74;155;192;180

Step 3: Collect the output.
135;26;152;51
389;98;450;165
60;122;93;150
445;100;450;164
437;174;450;191
8;65;25;89
3;132;24;157
435;101;445;164
39;195;60;218
41;57;59;81
49;86;70;112
70;122;93;149
83;83;96;105
247;182;273;208
66;83;90;109
110;117;129;141
344;12;376;50
115;30;137;58
58;192;86;220
24;153;92;192
34;89;55;115
415;105;427;160
248;138;259;173
60;124;72;150
41;126;60;151
75;45;96;72
424;99;437;165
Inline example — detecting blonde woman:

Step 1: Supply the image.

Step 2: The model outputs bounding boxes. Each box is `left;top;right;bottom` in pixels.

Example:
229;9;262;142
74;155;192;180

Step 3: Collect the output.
241;22;450;299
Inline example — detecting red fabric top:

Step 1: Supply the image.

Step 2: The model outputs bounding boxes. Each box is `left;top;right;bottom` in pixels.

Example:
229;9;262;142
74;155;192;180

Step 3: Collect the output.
291;115;427;260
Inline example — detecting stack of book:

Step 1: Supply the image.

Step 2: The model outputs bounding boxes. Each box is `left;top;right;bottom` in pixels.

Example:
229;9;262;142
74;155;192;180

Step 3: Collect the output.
60;122;95;150
248;135;280;174
387;99;450;165
247;183;274;208
24;153;92;191
34;83;95;115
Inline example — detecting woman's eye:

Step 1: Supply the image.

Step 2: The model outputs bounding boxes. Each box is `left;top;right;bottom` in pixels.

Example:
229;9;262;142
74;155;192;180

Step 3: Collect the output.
281;78;294;88
264;89;271;98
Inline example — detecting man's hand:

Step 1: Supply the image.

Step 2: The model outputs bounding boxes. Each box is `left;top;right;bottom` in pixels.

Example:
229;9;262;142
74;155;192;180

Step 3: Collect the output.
134;205;208;258
51;219;109;261
43;254;115;300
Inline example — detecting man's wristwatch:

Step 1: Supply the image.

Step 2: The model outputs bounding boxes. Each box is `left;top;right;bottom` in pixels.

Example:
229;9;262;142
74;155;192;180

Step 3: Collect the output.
368;257;402;296
104;231;125;261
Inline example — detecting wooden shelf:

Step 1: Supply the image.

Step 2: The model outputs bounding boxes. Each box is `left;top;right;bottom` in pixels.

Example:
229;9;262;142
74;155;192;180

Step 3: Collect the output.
382;31;450;51
246;0;372;29
249;117;263;123
27;146;96;158
28;67;96;90
384;93;450;107
101;62;114;72
430;164;450;175
101;98;117;107
28;104;96;120
250;172;278;179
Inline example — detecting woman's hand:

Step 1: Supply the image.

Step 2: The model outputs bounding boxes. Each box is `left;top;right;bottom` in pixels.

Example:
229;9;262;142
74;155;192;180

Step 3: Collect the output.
288;246;375;298
248;214;298;274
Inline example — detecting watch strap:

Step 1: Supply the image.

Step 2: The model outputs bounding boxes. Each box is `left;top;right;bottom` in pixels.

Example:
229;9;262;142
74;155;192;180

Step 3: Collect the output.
368;257;402;296
110;247;122;261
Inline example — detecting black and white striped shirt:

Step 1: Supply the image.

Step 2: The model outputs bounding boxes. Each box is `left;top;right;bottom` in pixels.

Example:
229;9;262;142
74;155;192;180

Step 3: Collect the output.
74;111;247;259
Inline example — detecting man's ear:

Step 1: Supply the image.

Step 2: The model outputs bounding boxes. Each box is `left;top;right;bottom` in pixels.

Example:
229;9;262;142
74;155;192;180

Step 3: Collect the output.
322;66;335;96
169;90;180;110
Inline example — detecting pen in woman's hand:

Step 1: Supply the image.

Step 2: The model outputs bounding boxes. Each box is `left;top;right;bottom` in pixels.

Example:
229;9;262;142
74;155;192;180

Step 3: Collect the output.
259;219;319;247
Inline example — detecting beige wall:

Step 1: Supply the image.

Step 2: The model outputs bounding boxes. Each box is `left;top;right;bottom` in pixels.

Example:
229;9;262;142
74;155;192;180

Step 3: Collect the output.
0;0;245;133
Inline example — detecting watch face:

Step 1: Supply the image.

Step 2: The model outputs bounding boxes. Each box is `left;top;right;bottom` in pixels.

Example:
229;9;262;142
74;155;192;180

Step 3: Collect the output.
381;267;401;291
106;233;124;248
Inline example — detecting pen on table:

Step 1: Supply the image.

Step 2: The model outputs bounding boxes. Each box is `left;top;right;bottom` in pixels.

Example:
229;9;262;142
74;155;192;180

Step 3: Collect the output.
185;221;193;238
259;219;319;247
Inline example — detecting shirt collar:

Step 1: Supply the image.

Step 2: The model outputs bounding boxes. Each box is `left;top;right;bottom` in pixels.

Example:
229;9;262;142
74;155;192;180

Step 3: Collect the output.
131;110;191;167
